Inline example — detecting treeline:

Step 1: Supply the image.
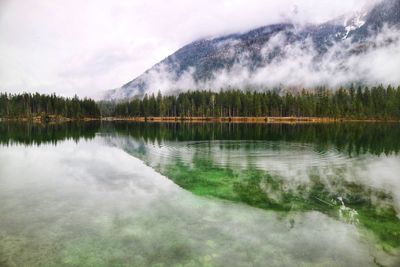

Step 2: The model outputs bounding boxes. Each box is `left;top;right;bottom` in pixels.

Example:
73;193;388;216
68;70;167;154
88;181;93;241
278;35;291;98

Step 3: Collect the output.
109;85;400;119
2;85;400;120
0;93;100;119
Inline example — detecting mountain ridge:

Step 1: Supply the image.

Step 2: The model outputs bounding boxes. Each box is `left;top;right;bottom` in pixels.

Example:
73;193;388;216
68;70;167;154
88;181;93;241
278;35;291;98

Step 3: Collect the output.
104;0;400;100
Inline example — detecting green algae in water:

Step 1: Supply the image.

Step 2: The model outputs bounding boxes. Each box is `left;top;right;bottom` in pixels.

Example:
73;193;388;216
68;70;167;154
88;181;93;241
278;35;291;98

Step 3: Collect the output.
1;139;385;266
159;157;400;249
1;122;400;266
107;124;400;253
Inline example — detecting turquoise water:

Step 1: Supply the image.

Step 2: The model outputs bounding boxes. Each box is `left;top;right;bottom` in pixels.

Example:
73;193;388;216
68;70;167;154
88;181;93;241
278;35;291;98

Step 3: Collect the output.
0;122;399;266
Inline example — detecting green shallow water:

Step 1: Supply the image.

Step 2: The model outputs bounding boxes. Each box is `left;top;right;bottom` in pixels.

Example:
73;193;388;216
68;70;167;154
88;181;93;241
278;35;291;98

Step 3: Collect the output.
0;122;399;266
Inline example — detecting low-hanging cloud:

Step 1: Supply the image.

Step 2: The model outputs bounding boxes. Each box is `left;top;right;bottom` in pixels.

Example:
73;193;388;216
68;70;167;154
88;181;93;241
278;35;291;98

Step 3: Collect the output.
0;0;384;97
132;25;400;97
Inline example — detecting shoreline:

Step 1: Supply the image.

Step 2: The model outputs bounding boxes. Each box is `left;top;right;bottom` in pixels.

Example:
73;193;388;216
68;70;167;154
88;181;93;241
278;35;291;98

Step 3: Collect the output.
1;116;399;124
0;116;98;123
100;116;400;124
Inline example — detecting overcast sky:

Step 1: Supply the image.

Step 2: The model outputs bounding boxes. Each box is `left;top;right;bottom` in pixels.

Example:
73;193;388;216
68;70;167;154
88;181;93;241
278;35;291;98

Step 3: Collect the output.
0;0;379;98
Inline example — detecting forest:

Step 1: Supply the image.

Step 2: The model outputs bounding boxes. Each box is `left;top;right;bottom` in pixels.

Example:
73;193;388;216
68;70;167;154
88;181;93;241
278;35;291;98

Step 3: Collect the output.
1;85;400;120
0;93;100;119
106;85;400;120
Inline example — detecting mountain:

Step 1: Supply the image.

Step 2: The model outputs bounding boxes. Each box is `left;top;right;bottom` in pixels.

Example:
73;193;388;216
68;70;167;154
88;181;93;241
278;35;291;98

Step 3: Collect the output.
104;0;400;100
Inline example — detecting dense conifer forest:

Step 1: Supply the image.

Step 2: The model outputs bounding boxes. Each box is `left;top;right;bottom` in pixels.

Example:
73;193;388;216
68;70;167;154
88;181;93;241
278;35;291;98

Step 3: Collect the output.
108;85;400;120
1;85;400;120
0;93;100;119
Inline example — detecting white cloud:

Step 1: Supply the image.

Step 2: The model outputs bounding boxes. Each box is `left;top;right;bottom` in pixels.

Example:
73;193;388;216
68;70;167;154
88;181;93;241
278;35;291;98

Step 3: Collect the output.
114;25;400;98
0;0;382;97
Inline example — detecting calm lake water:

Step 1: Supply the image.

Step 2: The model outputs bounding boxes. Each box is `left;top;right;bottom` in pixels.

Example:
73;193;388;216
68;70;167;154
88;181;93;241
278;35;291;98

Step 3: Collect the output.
0;122;399;266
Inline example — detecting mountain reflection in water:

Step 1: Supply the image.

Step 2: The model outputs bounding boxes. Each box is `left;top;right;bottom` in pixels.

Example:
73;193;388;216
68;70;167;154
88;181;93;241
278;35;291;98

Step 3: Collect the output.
0;121;399;266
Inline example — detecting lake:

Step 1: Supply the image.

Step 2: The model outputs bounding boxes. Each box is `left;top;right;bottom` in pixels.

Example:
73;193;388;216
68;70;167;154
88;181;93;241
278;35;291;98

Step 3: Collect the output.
0;122;399;266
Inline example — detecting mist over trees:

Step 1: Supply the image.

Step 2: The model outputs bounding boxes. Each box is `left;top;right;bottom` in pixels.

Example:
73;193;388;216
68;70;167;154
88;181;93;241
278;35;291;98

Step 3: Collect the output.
0;93;100;119
109;85;400;120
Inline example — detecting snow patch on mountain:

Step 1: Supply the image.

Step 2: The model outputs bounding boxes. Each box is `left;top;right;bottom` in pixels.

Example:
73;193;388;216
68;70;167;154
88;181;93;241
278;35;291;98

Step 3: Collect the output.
103;0;400;100
342;12;368;39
